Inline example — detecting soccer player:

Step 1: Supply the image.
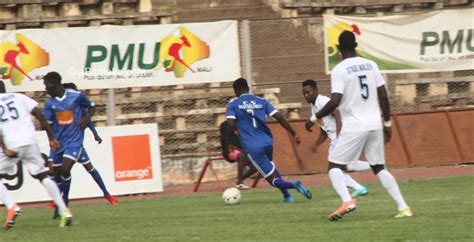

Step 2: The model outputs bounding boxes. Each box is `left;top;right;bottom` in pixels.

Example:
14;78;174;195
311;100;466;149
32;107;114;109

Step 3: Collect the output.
302;79;370;197
219;120;257;189
62;82;102;144
226;78;312;203
0;81;72;229
315;31;412;221
43;72;117;217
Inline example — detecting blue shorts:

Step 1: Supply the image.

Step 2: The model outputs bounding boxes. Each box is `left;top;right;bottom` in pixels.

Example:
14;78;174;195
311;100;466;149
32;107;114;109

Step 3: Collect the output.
49;146;90;167
246;145;275;178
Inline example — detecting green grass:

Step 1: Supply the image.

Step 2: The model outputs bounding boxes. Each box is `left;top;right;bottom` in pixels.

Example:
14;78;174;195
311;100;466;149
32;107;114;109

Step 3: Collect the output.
3;175;474;241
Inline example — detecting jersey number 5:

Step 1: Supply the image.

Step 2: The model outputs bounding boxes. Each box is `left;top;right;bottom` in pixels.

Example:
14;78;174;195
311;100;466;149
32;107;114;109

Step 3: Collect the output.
246;109;257;128
358;75;369;100
0;101;20;122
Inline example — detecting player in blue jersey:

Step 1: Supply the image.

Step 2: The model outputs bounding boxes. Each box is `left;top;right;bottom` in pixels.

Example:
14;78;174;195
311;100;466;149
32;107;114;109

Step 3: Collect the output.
62;83;102;144
226;78;312;203
43;72;117;218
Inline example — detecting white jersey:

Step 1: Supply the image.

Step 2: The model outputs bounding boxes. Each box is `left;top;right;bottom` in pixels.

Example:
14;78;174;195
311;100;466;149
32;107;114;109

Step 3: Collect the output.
310;95;337;133
0;93;38;149
331;57;385;132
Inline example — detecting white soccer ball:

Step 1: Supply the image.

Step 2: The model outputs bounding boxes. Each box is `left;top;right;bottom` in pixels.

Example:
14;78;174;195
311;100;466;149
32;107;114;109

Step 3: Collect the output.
222;187;241;205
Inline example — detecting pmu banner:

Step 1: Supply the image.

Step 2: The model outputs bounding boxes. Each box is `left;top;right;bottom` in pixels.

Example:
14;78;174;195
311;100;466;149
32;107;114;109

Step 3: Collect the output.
324;8;474;73
0;21;241;92
0;124;163;203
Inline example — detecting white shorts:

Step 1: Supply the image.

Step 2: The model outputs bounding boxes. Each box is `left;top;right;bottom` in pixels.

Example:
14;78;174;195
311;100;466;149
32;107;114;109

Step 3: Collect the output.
0;144;48;176
328;129;385;166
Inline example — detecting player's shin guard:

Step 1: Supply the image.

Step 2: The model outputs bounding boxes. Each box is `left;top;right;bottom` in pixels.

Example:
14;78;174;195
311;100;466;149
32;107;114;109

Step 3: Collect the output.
88;168;110;196
60;175;72;205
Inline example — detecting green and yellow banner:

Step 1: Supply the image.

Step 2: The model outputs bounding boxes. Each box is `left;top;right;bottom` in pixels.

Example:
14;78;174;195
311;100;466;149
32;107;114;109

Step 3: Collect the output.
324;8;474;73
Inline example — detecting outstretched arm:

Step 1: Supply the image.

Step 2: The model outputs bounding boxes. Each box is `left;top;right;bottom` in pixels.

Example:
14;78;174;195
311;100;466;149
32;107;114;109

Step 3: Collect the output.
377;85;392;143
316;93;342;119
272;112;300;145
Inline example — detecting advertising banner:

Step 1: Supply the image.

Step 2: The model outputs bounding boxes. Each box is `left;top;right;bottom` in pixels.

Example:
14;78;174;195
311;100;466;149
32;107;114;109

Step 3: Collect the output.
1;124;162;203
1;21;241;92
324;8;474;73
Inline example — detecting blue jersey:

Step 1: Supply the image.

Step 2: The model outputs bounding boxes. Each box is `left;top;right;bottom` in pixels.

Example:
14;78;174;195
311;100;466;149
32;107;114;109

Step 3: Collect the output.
44;89;94;150
225;94;277;151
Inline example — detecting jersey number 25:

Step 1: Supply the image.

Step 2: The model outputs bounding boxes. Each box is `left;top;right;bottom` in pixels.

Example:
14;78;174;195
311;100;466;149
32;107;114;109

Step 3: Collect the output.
0;101;19;123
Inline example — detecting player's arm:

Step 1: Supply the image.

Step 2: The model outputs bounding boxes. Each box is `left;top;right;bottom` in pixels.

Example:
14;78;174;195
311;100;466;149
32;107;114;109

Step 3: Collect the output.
377;85;392;143
305;114;316;132
316;93;342;120
332;109;342;137
272;112;301;145
78;94;96;129
88;121;102;144
311;127;327;153
31;107;60;151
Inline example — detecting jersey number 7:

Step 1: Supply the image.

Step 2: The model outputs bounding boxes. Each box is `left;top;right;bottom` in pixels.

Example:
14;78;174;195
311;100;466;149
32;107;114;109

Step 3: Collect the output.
246;109;257;128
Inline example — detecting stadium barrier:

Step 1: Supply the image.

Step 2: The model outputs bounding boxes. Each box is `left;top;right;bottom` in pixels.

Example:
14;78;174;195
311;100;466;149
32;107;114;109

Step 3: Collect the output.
269;108;473;175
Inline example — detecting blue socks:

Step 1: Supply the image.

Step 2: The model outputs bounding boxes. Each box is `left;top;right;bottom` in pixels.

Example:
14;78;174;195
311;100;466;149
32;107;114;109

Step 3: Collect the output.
88;168;110;196
271;170;295;190
60;175;71;205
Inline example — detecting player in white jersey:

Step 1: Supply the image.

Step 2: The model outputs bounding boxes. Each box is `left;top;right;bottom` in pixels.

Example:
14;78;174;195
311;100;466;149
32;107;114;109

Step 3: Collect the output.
315;31;412;221
0;81;73;229
302;79;370;197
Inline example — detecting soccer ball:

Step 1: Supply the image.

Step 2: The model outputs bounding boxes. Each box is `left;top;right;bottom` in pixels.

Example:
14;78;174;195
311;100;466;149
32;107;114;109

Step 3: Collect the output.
222;187;241;205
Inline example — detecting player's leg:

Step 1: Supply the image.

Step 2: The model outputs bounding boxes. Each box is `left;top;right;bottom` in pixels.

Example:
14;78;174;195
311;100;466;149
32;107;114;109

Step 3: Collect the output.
327;131;367;221
0;182;22;231
59;155;76;206
235;151;257;189
347;160;371;172
365;130;411;218
17;145;73;227
82;162;118;205
78;148;117;204
328;132;367;196
0;154;22;230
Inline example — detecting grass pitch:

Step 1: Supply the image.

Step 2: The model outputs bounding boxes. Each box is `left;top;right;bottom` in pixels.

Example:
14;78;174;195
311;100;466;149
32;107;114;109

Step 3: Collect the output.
2;175;473;241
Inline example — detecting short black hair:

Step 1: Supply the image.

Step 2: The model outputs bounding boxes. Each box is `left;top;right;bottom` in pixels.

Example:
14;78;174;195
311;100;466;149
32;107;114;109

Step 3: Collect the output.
338;31;357;51
233;78;249;91
43;71;62;85
0;80;5;93
302;79;317;89
63;82;78;91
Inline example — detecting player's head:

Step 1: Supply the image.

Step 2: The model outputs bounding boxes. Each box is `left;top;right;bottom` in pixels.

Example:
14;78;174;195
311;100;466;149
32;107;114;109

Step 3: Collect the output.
43;71;63;97
63;82;78;91
337;30;358;55
232;78;249;97
0;81;6;93
302;79;318;104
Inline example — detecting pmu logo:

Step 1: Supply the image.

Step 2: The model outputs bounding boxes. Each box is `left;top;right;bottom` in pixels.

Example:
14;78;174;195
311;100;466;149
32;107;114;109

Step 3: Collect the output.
326;21;361;57
0;33;50;85
84;26;210;78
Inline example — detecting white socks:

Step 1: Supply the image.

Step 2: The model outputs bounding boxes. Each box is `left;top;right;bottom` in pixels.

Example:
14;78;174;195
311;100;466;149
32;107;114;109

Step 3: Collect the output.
0;182;14;209
377;169;409;211
347;160;371;172
344;174;364;190
328;168;352;202
41;177;68;214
